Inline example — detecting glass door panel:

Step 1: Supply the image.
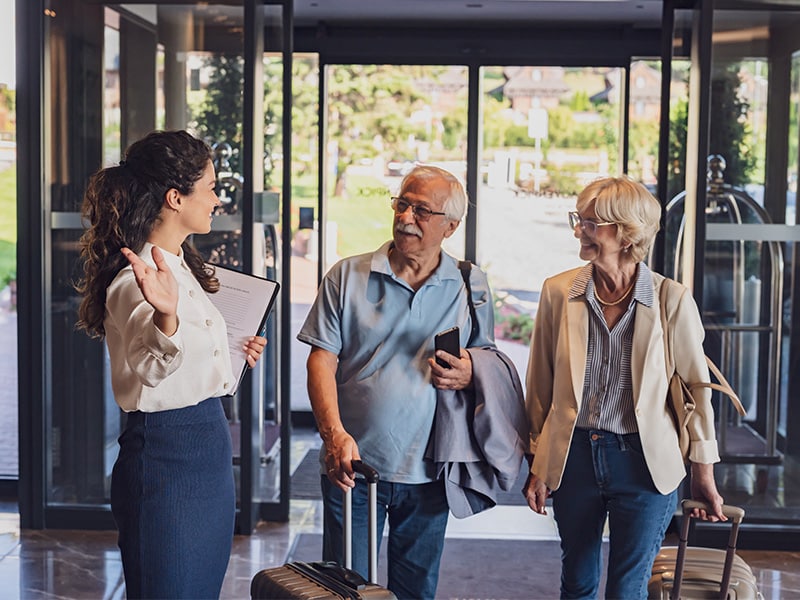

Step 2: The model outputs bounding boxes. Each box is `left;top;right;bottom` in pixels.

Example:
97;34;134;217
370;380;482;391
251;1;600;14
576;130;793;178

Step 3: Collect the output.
182;1;289;524
184;17;248;504
666;8;794;467
705;5;800;514
658;2;800;540
43;1;290;529
47;2;128;510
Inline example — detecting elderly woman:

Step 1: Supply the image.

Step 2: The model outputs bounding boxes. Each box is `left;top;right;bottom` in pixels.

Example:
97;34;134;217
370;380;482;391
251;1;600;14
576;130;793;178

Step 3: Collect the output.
523;176;726;599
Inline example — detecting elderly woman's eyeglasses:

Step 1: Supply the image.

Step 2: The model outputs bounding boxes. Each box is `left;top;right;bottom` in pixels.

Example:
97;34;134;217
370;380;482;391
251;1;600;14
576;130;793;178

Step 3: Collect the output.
568;211;615;235
391;197;447;222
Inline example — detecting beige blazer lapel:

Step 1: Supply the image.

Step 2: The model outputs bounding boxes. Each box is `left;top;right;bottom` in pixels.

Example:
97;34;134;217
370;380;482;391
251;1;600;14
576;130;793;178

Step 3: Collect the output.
566;297;588;410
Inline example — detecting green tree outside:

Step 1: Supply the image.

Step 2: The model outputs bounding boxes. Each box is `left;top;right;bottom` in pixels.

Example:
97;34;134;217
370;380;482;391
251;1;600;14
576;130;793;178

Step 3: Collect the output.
192;54;245;174
667;64;757;202
0;166;16;290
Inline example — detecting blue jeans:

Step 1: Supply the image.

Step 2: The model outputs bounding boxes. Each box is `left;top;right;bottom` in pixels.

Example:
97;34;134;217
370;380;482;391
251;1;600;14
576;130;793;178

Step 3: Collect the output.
552;429;678;600
321;476;449;600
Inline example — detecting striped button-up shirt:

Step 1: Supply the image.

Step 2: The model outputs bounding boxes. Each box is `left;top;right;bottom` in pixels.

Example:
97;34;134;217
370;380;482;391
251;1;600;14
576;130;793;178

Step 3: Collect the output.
571;263;655;434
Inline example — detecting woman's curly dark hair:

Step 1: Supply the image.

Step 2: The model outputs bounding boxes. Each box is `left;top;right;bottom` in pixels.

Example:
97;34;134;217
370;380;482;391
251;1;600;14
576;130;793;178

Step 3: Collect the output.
75;130;219;338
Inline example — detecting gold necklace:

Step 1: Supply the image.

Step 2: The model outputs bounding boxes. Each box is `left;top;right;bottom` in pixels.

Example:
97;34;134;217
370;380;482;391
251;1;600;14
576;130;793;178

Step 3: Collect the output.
593;280;635;307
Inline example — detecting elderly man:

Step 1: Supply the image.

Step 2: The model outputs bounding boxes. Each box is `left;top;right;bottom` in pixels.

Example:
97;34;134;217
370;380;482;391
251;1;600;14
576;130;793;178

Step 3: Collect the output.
297;165;497;599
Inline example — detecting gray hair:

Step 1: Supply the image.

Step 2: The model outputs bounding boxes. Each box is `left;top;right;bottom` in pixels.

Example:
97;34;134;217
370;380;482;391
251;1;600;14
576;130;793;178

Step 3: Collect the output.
399;165;467;221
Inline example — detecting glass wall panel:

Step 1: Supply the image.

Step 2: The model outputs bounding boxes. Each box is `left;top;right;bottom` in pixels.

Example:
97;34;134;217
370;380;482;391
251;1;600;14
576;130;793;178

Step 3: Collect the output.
627;55;692;214
298;64;468;414
789;53;799;227
103;10;121;166
785;53;800;445
322;64;468;265
627;59;664;191
0;0;17;480
476;65;624;380
287;54;320;415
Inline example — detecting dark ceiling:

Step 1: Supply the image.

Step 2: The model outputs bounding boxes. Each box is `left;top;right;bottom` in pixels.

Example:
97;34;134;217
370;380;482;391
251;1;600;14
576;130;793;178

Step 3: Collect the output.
291;0;665;28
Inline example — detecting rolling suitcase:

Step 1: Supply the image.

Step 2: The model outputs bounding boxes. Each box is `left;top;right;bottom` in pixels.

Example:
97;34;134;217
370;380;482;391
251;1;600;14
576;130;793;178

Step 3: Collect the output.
648;499;762;599
250;460;397;599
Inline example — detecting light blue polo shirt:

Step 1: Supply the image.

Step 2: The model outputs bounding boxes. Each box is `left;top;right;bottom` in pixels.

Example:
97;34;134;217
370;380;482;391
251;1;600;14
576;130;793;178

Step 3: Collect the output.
297;241;495;483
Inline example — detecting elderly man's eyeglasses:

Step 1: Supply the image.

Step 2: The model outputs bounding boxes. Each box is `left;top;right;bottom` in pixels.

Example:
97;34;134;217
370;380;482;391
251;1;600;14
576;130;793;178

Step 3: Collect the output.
391;197;447;222
568;211;615;235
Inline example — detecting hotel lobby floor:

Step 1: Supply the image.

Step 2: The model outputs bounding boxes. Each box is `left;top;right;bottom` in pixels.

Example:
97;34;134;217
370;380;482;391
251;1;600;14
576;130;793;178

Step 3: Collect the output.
3;430;800;599
3;500;800;599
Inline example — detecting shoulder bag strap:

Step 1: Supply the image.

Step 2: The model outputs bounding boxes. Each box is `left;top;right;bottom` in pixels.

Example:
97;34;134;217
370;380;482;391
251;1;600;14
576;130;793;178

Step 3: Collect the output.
690;359;747;417
458;260;479;346
658;278;675;378
661;278;746;417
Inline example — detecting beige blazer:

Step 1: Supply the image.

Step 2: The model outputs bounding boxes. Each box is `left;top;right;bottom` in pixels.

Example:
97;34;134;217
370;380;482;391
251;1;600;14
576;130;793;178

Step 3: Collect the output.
525;267;720;495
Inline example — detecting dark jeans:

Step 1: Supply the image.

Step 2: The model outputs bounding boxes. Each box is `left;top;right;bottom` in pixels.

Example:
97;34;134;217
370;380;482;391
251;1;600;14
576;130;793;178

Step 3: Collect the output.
321;476;449;600
552;429;677;600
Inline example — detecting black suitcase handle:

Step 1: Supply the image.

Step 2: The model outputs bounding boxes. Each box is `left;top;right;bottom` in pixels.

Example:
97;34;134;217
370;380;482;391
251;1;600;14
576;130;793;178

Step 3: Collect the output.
672;499;745;600
352;459;380;483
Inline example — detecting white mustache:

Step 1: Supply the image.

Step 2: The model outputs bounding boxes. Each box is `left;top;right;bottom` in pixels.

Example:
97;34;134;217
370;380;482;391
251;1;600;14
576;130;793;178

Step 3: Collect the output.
395;223;423;237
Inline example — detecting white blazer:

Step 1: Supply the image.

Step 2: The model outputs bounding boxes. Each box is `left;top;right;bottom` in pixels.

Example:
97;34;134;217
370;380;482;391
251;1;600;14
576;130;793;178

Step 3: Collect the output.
525;267;720;495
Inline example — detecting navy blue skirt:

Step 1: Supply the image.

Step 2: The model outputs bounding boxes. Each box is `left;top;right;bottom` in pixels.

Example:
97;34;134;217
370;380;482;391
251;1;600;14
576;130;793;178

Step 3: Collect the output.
111;397;235;600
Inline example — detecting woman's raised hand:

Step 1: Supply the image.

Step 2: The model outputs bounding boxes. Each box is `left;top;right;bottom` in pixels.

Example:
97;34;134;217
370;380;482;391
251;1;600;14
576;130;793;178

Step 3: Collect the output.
122;247;179;335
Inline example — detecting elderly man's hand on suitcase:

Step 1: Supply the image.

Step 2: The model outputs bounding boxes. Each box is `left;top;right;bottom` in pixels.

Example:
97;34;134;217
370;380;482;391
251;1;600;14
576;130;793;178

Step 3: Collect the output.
323;429;360;491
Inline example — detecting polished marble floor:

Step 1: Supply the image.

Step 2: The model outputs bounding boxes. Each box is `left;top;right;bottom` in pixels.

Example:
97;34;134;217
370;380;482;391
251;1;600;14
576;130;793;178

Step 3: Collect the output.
4;498;800;599
3;431;800;599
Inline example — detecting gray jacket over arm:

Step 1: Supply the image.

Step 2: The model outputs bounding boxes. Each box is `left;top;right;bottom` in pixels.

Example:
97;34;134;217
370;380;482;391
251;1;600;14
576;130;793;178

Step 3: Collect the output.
426;346;529;518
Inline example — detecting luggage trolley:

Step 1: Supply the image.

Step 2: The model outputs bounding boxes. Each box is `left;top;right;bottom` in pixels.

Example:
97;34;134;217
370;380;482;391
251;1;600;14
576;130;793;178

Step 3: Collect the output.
661;155;783;465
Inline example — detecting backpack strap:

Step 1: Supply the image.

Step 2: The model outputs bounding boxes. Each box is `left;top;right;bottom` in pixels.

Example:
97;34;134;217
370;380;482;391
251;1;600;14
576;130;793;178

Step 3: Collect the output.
458;260;479;346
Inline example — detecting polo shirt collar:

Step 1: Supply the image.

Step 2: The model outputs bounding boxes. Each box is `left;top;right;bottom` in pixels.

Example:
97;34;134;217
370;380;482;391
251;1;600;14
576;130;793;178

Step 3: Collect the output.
370;241;462;284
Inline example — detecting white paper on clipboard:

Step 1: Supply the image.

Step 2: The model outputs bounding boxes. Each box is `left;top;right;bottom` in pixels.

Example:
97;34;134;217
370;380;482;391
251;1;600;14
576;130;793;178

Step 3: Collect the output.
205;264;280;395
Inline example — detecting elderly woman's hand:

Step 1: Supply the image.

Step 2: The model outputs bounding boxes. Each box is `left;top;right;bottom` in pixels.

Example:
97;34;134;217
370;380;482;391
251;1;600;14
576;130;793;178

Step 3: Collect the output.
429;348;473;390
523;471;550;515
689;462;727;522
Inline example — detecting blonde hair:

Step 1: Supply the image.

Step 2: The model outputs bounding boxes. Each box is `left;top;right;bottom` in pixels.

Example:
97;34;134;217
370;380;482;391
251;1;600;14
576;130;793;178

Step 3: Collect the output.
575;176;661;263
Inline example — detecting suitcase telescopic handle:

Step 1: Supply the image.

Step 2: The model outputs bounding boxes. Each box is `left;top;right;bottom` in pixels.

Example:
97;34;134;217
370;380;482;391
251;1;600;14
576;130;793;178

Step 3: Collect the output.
681;500;744;523
343;460;381;584
352;459;380;483
672;499;746;600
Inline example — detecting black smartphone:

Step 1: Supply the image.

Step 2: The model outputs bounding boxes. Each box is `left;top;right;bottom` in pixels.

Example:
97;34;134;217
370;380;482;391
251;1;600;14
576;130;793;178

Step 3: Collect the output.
434;326;460;368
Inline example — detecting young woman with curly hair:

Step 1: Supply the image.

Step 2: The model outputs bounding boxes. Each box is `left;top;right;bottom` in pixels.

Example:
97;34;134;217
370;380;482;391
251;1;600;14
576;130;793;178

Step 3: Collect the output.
76;130;266;599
